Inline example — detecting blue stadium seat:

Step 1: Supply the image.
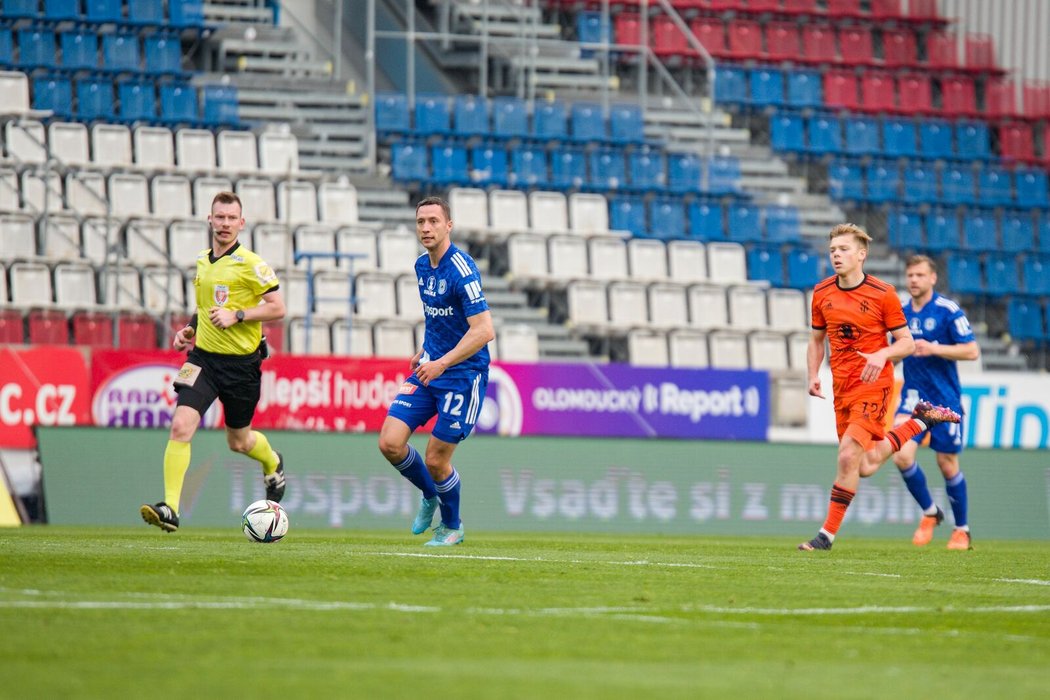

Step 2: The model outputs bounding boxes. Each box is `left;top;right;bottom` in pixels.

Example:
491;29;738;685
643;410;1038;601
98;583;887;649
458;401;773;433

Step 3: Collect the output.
962;209;998;251
511;147;548;187
1021;256;1050;295
588;149;626;189
844;116;879;155
550;147;586;190
864;160;899;203
786;246;823;288
118;80;156;120
668;152;701;193
985;253;1020;295
918;119;953;159
43;0;78;20
747;246;785;286
688;201;725;240
470;145;508;186
17;29;58;69
144;35;183;75
1039;214;1050;255
571;103;605;141
749;67;784;106
956;121;990;159
828;160;863;201
576;12;608;45
159;82;198;122
924;209;960;251
628;149;665;191
414;95;450;135
375;93;410;136
1001;211;1035;253
707;156;741;194
1006;298;1045;341
770;113;805;152
648;198;686;239
84;0;123;23
102;33;141;73
888;207;924;249
714;66;749;104
902;164;937;204
170;0;205;27
32;76;73;118
128;0;165;25
726;203;762;243
533;100;567;140
1015;168;1049;208
75;78;115;119
883;118;917;157
0;29;11;65
807;114;842;154
391;142;428;181
941;165;977;205
453;95;488;137
60;31;98;71
946;254;984;295
492;96;528;138
430;144;469;185
610;196;646;237
201;85;237;125
786;69;822;107
4;0;39;19
764;205;800;243
609;104;644;144
978;166;1013;207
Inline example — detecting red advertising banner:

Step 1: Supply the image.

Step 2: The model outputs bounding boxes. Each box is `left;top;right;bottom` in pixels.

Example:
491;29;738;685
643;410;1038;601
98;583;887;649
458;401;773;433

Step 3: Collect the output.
0;346;93;448
89;350;426;434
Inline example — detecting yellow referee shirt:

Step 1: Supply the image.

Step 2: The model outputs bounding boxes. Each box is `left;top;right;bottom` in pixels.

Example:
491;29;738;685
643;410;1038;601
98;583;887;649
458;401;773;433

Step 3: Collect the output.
193;242;280;355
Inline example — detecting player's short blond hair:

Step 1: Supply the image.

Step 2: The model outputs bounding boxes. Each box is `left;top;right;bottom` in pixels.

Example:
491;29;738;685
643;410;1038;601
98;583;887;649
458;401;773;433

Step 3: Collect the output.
829;223;872;250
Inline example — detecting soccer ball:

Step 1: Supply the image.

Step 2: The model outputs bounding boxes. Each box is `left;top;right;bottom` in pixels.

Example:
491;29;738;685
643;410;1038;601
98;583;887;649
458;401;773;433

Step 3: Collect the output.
241;499;289;543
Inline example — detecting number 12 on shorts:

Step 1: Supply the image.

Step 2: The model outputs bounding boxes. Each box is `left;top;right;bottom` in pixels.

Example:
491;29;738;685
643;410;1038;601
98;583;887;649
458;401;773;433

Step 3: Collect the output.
442;392;464;416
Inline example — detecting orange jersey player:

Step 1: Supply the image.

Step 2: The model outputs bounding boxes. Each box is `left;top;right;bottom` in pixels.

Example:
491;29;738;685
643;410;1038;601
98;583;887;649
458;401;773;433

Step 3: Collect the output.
799;224;961;552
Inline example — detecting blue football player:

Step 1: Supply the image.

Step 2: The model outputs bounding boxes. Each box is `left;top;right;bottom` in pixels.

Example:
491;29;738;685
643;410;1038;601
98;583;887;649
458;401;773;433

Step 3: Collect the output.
378;196;494;546
893;255;980;550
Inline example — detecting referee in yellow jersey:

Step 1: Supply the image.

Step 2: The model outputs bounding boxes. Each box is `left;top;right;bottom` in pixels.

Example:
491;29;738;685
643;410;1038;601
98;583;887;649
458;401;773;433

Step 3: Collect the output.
141;191;287;532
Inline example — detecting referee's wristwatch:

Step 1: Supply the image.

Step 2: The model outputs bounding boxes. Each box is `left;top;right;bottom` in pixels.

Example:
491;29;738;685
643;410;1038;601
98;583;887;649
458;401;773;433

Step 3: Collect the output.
235;310;245;324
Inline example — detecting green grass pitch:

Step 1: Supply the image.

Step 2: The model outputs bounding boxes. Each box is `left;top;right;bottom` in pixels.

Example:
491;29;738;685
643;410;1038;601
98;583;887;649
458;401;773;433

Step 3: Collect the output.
2;527;1048;698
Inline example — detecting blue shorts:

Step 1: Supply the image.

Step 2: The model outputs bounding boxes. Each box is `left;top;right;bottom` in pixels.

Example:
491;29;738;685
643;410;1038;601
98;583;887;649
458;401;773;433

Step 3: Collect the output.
897;408;964;454
387;371;488;444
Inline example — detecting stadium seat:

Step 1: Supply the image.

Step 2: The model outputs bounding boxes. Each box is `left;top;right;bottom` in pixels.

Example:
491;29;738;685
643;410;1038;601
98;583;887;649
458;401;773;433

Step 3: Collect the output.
667;240;707;284
47;121;89;167
65;172;107;218
746;246;784;286
627;238;668;281
568;192;611;236
686;18;722;57
860;71;896;113
827;0;863;16
726;203;762;244
714;66;748;105
946;253;984;295
786;70;822;107
40;213;81;260
587;237;629;281
648;198;685;240
999;121;1035;162
151;174;193;219
687;285;728;330
76;79;116;120
390;142;428;182
129;0;166;25
708;156;741;194
627;329;669;367
984;253;1020;295
17;29;57;70
882;118;917;157
882;28;917;66
588;149;626;190
102;34;140;73
628;149;666;191
764;205;800;243
768;288;808;331
985;79;1018;119
750;67;784;107
376;227;419;274
289;317;332;355
807;114;842;154
201;85;238;126
823;70;859;111
844;116;880;155
979;166;1013;206
72;311;114;348
609;104;644;143
897;73;934;114
902;164;937;204
748;331;790;371
571;103;605;141
965;34;997;70
941;165;977;206
925;208;960;251
566;280;609;330
414;95;450;135
962;210;998;251
125;219;168;266
10;261;53;307
607;282;648;328
159;83;199;123
32;77;74;119
528;191;569;235
375;94;410;136
488;190;527;233
771;113;805;152
919;119;954;158
839;27;874;65
1021;256;1050;295
60;31;98;71
142;267;185;314
688;201;724;240
940;76;978;117
235;179;276;223
453;95;488;136
511;147;548;187
709;330;749;369
168;221;208;265
175;128;215;170
506;233;549;284
786;247;823;288
430;145;469;186
533;100;567;140
787;331;810;370
765;23;801;62
492;96;528;138
866;160;900;203
828;160;864;201
667;153;701;193
0;213;38;259
801;24;836;64
118;81;157;121
134;126;175;170
28;310;69;345
470;145;508;187
1001;212;1035;253
926;31;958;68
1006;298;1045;341
609;196;646;238
668;329;709;368
707;242;748;285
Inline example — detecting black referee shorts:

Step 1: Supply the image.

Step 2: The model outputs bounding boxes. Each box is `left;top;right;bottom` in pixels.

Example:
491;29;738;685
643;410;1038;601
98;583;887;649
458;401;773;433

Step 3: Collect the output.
173;346;262;429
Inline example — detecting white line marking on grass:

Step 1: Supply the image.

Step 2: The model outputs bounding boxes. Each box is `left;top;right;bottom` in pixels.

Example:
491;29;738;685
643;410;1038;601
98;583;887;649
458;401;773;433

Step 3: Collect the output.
373;552;718;569
996;578;1050;586
682;604;1050;615
842;571;902;578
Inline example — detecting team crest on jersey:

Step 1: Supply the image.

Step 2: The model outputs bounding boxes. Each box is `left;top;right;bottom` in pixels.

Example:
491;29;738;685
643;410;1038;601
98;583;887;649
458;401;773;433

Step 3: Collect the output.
254;263;277;285
924;318;936;331
213;284;229;306
438;279;447;294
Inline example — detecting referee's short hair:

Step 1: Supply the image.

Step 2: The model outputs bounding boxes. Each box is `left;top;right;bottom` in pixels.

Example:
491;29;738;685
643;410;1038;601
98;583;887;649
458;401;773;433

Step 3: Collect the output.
212;191;243;213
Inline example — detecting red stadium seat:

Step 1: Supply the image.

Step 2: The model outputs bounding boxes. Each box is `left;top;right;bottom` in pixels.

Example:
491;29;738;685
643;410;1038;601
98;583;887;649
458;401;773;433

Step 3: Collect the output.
118;313;158;349
940;76;977;117
985;79;1018;119
838;27;874;65
782;0;818;13
860;71;896;113
801;24;836;63
1043;129;1050;165
689;17;728;58
823;69;859;110
614;14;642;46
871;0;902;18
999;121;1035;162
0;309;24;344
652;15;695;58
897;73;933;114
1024;81;1050;118
72;311;114;348
262;320;285;355
28;309;69;345
727;19;762;60
764;22;801;62
747;0;781;11
965;34;997;70
826;0;862;17
908;0;940;19
926;32;958;68
881;29;917;67
709;0;746;9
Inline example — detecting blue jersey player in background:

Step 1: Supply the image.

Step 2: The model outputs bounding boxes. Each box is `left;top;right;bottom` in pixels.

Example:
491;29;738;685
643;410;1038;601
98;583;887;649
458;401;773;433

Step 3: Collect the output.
892;255;980;550
378;196;494;546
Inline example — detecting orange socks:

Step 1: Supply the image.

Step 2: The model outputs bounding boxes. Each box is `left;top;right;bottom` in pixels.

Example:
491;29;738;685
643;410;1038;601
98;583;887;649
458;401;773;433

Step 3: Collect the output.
822;483;856;536
886;419;924;452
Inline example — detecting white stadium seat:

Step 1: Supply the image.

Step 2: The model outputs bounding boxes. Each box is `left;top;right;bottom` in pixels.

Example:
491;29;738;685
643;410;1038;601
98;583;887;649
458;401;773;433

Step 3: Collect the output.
318;181;359;225
709;330;749;369
448;187;488;236
40;213;81;260
133;126;175;170
548;235;588;282
627;238;668;281
47;122;89;167
567;279;608;330
258;132;299;174
373;320;415;358
506;232;549;285
588;236;629;281
176;129;218;171
497;324;540;362
354;272;397;320
9;261;52;306
707;241;748;285
489;189;528;233
568;193;611;236
608;281;649;329
627;329;669;367
336;226;378;272
688;284;728;329
668;329;709;368
727;285;769;330
91;124;132;168
332;318;374;356
768;288;808;331
376;227;419;274
748;330;790;371
150;175;193;219
668;240;707;284
217;130;259;173
528;191;569;234
277;181;318;225
289;317;332;355
648;283;689;329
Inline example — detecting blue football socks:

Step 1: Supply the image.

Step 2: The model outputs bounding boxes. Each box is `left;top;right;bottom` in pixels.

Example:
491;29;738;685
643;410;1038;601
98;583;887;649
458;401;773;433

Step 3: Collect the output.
945;471;969;529
394;444;438;499
435;468;462;530
900;463;935;512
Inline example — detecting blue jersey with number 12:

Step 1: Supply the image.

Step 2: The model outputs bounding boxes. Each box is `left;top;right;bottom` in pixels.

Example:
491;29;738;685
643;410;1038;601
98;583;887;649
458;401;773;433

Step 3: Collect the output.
899;292;975;413
416;243;490;378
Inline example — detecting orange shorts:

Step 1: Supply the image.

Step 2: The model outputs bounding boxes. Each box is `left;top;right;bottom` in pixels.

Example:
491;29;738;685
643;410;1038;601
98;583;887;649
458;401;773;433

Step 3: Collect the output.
834;388;890;451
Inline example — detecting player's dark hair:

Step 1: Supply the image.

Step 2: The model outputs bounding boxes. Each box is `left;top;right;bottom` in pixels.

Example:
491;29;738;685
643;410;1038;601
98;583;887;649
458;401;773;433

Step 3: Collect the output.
211;191;243;215
416;196;451;221
905;254;937;273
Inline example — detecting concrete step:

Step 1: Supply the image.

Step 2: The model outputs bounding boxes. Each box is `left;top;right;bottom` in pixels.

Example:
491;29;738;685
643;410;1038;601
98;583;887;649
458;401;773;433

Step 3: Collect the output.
204;1;273;24
493;306;550;323
738;174;807;194
538;338;592;359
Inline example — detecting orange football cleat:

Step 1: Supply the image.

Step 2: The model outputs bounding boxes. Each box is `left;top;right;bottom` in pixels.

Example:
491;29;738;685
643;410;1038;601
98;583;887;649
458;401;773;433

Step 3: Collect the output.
912;506;944;546
947;529;973;551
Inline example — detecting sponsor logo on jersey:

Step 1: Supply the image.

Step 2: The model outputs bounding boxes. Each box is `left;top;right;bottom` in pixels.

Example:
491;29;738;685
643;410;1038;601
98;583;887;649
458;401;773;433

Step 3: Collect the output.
254;263;277;285
424;305;456;318
398;382;418;395
214;284;229;306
